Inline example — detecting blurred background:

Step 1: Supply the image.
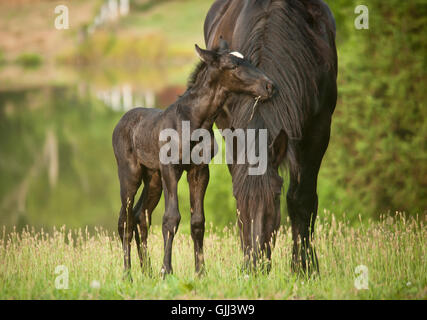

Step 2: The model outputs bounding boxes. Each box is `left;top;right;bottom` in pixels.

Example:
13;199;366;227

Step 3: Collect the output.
0;0;425;233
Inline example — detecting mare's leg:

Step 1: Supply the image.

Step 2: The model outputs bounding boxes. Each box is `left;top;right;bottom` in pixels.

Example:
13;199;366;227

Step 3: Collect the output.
187;165;209;275
160;165;182;276
287;113;331;275
117;163;142;281
133;169;162;274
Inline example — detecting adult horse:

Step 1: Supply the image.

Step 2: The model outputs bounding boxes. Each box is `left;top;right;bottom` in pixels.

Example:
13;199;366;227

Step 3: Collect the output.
204;0;337;273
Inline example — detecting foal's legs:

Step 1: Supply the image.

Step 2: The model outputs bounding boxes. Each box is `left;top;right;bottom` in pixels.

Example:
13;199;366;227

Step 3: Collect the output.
160;165;183;276
133;169;162;274
117;164;142;280
187;165;209;275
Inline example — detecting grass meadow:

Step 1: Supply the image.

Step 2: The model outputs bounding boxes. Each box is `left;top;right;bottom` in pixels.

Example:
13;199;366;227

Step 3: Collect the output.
1;212;425;300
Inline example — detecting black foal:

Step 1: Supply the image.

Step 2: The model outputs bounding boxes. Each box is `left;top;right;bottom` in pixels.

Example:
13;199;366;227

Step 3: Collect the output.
112;40;274;279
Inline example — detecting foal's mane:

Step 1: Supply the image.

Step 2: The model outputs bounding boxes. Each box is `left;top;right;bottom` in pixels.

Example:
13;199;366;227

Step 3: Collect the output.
187;61;208;89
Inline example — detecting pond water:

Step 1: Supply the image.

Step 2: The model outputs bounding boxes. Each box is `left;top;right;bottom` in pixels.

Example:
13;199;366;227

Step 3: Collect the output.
0;80;185;231
0;69;239;234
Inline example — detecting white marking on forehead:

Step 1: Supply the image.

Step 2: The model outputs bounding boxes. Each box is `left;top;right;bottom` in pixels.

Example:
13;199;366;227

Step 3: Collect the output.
230;51;244;59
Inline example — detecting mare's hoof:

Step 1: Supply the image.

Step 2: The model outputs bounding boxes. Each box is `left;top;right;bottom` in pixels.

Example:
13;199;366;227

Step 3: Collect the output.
160;267;173;279
142;266;153;278
195;266;206;278
140;260;153;277
291;261;320;278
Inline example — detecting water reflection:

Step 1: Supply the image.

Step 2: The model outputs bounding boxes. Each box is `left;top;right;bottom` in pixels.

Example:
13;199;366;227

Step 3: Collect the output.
95;85;156;111
87;0;130;35
0;83;185;231
0;71;236;233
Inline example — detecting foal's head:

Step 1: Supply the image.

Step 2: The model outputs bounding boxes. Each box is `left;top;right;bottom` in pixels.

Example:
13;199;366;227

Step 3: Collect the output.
195;40;275;100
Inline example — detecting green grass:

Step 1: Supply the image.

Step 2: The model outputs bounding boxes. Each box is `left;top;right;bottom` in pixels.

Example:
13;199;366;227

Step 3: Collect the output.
70;0;212;75
121;0;211;47
1;213;425;299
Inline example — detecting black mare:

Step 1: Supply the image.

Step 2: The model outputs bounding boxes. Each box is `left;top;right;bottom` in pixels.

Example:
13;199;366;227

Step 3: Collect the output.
204;0;338;273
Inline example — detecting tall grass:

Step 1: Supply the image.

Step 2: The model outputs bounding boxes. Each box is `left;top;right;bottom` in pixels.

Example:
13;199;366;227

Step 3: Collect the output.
0;212;425;299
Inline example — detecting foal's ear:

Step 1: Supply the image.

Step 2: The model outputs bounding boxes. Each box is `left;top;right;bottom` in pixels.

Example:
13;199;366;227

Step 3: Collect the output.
195;44;218;64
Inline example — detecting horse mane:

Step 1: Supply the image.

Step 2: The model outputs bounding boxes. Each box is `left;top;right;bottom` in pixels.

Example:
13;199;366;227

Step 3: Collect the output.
227;0;336;213
187;60;207;89
231;0;335;138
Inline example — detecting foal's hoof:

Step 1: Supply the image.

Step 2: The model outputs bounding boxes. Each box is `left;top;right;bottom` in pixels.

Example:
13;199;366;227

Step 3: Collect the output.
140;261;153;277
122;271;133;283
142;266;153;278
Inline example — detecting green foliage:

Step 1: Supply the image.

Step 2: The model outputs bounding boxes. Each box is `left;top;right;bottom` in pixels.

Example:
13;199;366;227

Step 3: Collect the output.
15;53;43;69
69;0;211;67
75;32;167;66
319;0;427;219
